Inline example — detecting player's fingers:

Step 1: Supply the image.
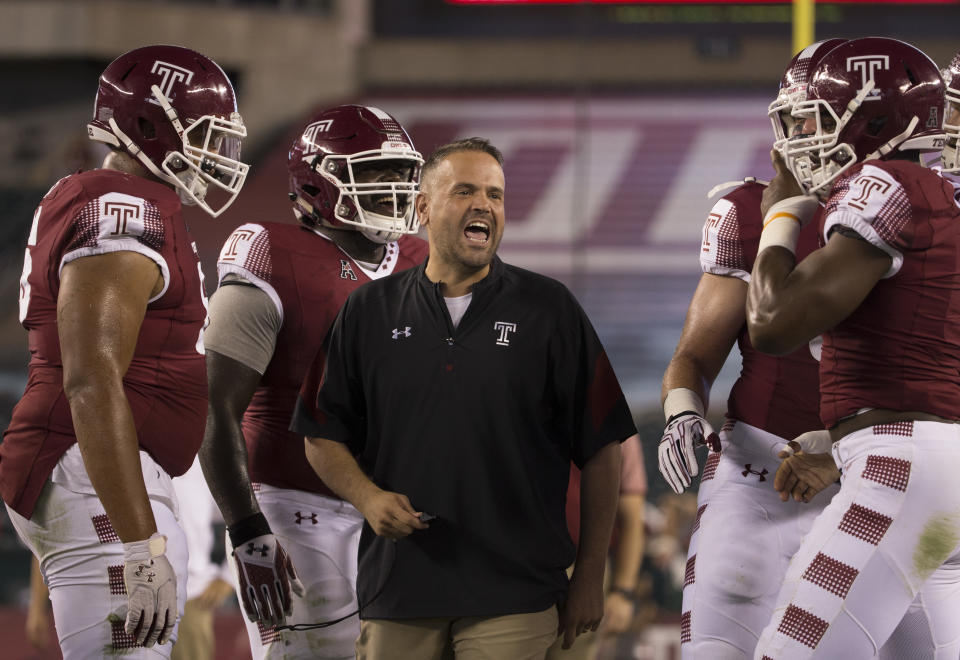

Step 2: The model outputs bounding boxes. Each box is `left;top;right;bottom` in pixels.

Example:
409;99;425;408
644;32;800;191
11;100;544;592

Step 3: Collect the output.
682;434;699;478
142;610;163;648
771;149;787;172
158;608;175;645
659;447;687;494
287;561;305;599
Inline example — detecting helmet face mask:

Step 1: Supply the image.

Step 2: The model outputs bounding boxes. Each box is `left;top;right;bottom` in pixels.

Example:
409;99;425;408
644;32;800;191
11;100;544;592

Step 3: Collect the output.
785;94;865;197
289;105;423;244
88;45;249;217
768;39;848;156
319;150;420;241
164;108;248;211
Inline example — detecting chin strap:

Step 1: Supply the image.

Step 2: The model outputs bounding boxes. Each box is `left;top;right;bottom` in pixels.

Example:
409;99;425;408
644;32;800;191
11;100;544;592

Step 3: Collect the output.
107;117;179;188
865;115;920;162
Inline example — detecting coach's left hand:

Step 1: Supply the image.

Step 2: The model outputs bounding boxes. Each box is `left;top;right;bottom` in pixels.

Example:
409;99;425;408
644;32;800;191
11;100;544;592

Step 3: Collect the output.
558;567;604;649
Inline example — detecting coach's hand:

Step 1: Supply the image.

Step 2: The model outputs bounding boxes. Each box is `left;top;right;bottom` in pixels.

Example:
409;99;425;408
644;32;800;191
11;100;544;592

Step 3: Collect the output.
122;533;177;647
233;533;304;627
359;489;429;539
658;412;720;494
559;567;604;649
775;450;840;503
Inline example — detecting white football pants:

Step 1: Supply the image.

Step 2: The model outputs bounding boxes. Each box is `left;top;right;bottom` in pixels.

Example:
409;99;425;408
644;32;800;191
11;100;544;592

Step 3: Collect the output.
682;420;839;659
6;445;188;659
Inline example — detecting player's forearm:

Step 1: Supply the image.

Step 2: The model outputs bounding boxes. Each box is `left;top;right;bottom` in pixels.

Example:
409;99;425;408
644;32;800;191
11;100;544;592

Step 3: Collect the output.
746;247;806;355
574;442;622;579
304;436;380;511
198;410;259;527
66;379;157;543
610;494;644;590
661;356;712;408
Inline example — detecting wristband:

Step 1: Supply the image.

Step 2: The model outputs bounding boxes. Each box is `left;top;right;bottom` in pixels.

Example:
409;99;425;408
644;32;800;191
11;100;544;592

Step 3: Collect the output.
663;387;705;422
610;586;635;599
227;512;272;548
758;195;819;255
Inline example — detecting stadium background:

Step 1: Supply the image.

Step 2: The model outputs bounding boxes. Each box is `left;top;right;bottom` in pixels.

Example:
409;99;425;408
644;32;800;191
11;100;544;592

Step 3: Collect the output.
0;1;957;657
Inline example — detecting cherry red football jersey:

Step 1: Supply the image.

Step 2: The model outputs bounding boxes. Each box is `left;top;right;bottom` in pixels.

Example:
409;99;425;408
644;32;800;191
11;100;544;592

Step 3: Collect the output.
818;161;960;427
1;169;209;517
215;222;428;496
700;181;823;440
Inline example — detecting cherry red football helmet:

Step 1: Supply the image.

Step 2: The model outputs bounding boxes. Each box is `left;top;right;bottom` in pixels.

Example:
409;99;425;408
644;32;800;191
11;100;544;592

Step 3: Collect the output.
784;37;945;196
941;51;960;174
769;39;847;152
87;45;249;217
288;105;422;244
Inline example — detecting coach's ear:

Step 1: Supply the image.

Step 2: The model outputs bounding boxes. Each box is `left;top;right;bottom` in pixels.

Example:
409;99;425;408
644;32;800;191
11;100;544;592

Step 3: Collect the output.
415;191;430;227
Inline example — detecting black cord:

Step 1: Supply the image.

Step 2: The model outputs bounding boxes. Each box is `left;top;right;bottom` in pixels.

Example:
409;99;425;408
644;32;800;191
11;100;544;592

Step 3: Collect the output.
273;536;397;632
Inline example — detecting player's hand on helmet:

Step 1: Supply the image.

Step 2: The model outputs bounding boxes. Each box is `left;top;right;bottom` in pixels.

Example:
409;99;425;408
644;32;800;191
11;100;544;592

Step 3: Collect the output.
232;533;304;628
761;150;809;218
122;533;177;647
658;412;720;495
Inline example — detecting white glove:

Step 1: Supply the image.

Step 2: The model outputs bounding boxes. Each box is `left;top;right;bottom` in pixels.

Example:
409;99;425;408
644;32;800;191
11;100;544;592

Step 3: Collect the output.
780;429;833;457
658;412;720;494
122;533;177;647
233;533;305;628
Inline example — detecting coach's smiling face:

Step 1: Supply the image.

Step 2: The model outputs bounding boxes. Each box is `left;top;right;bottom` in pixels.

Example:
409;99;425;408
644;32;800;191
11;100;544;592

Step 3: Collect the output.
417;150;505;291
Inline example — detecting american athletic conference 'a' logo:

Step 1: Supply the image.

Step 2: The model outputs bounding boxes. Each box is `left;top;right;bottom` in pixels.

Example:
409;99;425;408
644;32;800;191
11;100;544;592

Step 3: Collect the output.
104;202;140;236
301;120;335;154
148;60;195;105
847;55;889;98
340;259;358;280
849;175;892;211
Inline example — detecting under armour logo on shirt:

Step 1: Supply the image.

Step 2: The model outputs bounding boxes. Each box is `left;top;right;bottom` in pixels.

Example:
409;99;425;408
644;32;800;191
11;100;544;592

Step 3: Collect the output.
246;543;269;557
392;327;412;339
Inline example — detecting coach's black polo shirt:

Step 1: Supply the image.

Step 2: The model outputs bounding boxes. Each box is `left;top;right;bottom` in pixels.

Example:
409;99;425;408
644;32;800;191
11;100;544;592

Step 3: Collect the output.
292;256;636;619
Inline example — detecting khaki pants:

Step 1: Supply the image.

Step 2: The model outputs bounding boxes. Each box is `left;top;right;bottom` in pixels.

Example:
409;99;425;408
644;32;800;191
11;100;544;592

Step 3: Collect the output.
171;598;214;660
357;605;558;660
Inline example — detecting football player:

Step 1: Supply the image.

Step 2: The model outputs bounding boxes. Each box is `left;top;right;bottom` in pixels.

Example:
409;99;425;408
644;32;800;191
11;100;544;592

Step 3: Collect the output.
657;39;844;659
198;104;428;659
1;45;248;657
749;37;960;659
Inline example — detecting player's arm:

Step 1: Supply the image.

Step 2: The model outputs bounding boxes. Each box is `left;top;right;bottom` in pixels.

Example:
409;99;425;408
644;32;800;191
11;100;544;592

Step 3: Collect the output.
58;250;161;542
747;232;890;355
658;273;744;493
199;350;261;524
304;437;427;539
59;250;177;646
199;282;302;628
747;151;891;355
